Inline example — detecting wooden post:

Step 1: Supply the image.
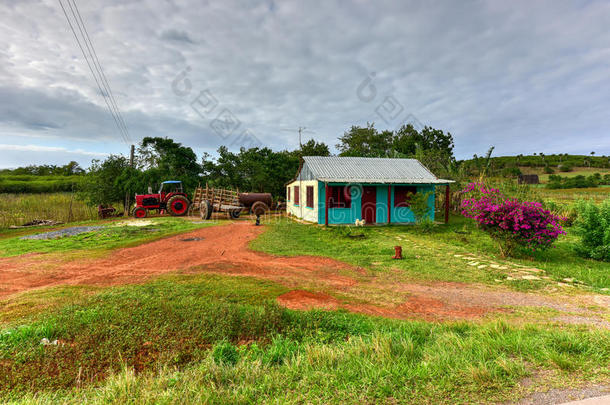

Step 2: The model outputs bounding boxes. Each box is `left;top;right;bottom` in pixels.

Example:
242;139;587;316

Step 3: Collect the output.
68;183;74;222
444;184;450;224
124;144;135;216
387;185;391;224
325;182;329;226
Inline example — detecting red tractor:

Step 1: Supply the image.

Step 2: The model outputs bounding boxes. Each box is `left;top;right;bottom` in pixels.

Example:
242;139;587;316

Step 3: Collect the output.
133;180;190;218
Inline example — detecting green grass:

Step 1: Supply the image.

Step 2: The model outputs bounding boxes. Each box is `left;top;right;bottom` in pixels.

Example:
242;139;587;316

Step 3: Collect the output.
537;187;610;204
0;193;97;229
251;216;610;291
0;217;214;257
0;174;83;193
1;273;608;404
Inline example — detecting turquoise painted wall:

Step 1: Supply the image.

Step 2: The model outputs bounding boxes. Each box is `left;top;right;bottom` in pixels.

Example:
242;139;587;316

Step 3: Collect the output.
317;182;361;224
389;184;435;223
317;183;436;225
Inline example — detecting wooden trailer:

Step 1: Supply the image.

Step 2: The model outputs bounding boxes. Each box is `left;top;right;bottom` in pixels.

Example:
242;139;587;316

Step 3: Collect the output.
191;184;271;219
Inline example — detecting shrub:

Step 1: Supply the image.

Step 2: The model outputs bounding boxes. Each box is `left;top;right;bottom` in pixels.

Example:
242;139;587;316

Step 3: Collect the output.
262;335;300;365
212;341;240;365
544;166;555;174
545;174;599;189
461;183;565;257
501;167;522;177
558;164;573;172
409;191;433;224
573;200;610;262
544;201;578;227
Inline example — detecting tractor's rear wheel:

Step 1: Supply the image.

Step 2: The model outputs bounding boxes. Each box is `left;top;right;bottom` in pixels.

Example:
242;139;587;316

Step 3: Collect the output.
133;207;148;218
250;201;269;216
199;200;212;220
167;195;190;216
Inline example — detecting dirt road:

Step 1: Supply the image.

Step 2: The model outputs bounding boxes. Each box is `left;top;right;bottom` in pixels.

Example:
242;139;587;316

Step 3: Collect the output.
0;222;607;324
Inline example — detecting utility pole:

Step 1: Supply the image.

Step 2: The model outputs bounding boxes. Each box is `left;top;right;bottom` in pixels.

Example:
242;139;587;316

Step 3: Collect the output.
124;144;135;216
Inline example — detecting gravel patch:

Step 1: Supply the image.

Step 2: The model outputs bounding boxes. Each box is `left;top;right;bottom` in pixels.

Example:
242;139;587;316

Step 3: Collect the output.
20;226;105;240
511;385;609;405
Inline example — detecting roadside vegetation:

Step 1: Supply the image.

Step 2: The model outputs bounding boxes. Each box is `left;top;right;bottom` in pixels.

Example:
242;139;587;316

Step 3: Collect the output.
0;174;83;194
1;273;608;404
0;193;97;229
0;162;85;194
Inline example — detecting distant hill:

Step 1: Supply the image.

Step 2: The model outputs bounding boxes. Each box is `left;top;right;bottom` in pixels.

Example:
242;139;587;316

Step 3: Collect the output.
462;154;610;170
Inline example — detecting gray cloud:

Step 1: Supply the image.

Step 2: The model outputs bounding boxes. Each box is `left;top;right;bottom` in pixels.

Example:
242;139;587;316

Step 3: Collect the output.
0;0;609;169
160;29;196;44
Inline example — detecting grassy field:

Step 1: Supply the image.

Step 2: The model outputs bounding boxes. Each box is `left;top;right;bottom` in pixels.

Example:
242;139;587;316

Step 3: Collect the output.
251;216;609;292
0;174;83;193
537;186;610;204
519;166;610;181
0;193;98;229
0;215;608;403
1;272;608;404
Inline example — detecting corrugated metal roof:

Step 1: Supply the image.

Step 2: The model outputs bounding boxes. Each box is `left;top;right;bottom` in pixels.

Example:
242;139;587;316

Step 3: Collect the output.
302;156;454;184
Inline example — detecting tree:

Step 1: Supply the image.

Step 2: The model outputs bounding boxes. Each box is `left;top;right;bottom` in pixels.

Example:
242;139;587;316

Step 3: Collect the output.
80;155;130;205
393;124;455;159
138;137;201;191
204;146;300;198
516;154;523;164
299;139;330;157
336;123;456;177
336;123;393;157
62;161;84;175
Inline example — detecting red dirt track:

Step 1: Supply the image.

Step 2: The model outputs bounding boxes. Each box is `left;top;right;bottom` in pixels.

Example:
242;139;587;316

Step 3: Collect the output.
0;222;606;323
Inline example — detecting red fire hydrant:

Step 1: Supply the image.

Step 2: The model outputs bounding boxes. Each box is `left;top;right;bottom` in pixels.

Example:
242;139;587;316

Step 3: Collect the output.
393;246;403;260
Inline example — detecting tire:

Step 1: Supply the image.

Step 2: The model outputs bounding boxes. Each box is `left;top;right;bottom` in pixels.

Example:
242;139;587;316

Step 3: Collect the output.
228;209;242;219
133;207;148;218
250;201;269;216
199;200;212;220
167;195;190;216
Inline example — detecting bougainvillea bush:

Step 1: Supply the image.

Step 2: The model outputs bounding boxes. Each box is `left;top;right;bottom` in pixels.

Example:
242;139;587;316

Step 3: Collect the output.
460;183;565;257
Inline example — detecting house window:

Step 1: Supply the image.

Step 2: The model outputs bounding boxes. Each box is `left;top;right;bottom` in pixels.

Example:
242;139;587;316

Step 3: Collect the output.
328;186;351;208
394;186;417;207
287;187;290;201
306;186;314;208
294;186;299;205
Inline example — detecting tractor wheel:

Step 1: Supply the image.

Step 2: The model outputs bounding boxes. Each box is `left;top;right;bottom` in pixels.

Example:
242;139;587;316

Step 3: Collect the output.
133;207;148;218
228;209;242;219
199;200;212;220
167;195;190;216
250;201;269;216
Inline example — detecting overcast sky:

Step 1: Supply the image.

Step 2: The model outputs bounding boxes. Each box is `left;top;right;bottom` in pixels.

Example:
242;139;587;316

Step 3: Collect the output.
1;0;610;168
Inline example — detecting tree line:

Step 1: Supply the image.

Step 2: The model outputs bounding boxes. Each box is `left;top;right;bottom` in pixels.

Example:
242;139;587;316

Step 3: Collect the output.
75;123;455;206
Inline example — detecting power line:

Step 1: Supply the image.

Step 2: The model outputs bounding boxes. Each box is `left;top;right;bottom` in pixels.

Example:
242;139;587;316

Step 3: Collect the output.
68;0;131;142
58;0;130;144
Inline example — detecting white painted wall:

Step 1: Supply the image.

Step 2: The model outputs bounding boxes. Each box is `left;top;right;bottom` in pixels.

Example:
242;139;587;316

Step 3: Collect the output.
286;180;318;223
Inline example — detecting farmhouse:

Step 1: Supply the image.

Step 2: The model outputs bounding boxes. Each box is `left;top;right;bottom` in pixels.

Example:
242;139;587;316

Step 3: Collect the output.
286;156;454;225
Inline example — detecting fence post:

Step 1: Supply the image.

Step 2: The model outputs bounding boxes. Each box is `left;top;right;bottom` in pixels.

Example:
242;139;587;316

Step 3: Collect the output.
444;184;450;224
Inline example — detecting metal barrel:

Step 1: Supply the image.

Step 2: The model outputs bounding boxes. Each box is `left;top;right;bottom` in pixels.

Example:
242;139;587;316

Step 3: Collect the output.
238;193;272;207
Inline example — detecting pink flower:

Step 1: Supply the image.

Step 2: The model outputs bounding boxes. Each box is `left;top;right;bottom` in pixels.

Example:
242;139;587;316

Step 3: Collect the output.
460;182;564;252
